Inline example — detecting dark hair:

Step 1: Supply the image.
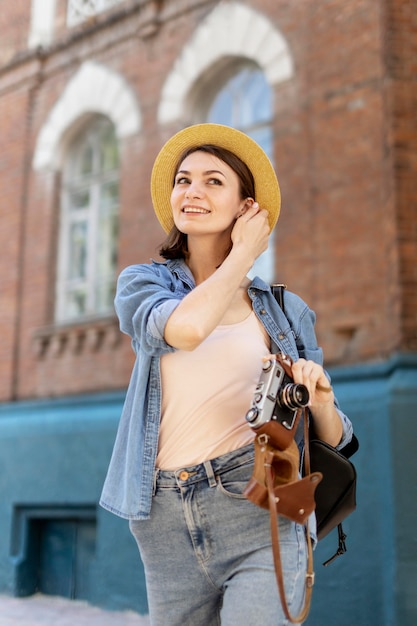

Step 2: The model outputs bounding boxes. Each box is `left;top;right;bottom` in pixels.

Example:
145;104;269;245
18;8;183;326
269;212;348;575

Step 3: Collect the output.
159;144;255;260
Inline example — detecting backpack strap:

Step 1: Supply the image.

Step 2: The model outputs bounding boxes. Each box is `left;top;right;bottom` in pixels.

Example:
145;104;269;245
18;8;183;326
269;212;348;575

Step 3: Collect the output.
271;283;358;565
271;283;287;317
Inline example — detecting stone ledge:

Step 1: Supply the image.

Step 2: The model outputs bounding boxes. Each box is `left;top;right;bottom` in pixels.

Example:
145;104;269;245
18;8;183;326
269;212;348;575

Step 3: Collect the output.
32;316;121;358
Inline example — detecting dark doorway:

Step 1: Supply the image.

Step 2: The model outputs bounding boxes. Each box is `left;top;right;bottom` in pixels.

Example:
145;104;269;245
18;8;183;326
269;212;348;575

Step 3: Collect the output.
11;505;96;599
37;517;96;598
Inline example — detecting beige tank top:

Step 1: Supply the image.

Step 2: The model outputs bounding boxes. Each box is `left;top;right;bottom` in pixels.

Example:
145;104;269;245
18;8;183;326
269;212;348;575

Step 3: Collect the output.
156;311;270;470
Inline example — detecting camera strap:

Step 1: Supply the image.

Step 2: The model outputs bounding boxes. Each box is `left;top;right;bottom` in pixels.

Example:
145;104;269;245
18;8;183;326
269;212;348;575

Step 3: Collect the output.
243;352;323;624
244;405;321;623
266;411;318;624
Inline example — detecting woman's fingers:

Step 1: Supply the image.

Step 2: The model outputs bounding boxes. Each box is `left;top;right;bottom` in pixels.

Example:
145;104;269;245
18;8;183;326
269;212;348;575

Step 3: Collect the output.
232;205;270;258
291;358;333;406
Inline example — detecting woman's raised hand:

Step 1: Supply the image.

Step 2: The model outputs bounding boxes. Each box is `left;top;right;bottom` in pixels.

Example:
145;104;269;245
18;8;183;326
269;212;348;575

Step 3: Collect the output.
231;202;270;263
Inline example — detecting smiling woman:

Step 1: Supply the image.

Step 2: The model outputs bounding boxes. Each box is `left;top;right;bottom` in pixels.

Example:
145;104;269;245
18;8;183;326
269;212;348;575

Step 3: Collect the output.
171;150;250;238
100;123;353;626
158;141;259;264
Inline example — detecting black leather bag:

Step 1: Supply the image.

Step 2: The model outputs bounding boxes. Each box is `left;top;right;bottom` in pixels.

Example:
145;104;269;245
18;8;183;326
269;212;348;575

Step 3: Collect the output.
271;284;359;565
310;437;358;540
308;435;358;564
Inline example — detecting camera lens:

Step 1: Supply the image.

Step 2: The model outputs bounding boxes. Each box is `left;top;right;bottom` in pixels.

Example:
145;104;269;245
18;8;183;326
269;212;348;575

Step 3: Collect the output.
277;383;309;409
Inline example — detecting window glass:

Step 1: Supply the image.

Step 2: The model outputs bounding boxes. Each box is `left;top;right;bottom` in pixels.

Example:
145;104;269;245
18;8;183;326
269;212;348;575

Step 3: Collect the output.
67;0;123;26
69;188;90;211
209;69;272;129
68;222;88;280
57;116;119;322
207;67;275;282
100;127;120;172
79;143;94;177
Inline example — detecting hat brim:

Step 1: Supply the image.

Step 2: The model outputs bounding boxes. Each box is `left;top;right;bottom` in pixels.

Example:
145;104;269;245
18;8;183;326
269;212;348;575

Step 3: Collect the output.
150;124;281;234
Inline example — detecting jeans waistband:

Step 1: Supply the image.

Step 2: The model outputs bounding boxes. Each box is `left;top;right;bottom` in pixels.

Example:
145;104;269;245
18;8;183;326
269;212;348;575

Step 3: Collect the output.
154;442;255;489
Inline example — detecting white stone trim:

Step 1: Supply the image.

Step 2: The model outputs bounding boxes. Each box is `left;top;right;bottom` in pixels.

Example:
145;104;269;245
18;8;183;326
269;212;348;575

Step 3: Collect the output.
28;0;57;48
158;1;294;124
33;61;141;171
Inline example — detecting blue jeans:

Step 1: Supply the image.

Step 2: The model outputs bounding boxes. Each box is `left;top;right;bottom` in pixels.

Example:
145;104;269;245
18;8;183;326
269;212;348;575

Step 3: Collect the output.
129;443;308;625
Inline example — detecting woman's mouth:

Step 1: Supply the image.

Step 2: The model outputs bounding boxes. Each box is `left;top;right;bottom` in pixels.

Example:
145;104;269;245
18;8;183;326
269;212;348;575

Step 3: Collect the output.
182;207;210;214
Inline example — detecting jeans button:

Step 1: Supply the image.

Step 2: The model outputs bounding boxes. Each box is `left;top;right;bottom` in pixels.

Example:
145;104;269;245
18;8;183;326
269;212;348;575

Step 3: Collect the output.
179;471;189;480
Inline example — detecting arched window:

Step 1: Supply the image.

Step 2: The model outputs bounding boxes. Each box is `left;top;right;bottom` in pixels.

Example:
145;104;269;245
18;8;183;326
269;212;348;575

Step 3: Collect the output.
56;116;119;322
207;67;275;282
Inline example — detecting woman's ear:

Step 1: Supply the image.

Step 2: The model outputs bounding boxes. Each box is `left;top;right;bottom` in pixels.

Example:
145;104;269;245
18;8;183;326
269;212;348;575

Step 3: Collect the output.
237;197;255;218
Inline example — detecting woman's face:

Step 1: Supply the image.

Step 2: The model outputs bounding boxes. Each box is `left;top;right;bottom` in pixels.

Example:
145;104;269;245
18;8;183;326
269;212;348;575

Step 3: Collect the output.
170;150;249;236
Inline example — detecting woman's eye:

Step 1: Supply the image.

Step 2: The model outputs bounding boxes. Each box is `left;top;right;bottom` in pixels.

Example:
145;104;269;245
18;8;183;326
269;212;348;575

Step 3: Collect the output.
175;176;189;184
208;177;222;185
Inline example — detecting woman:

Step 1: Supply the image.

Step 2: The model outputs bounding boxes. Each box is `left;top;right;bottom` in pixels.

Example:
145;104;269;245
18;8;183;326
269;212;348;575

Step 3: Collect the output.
100;124;353;625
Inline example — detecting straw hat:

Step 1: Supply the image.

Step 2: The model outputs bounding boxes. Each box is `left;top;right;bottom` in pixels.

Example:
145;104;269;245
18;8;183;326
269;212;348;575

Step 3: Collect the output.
150;123;281;233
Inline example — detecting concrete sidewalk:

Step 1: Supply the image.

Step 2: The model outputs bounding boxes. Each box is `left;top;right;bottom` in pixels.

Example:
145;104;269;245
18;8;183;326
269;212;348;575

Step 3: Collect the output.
0;594;151;626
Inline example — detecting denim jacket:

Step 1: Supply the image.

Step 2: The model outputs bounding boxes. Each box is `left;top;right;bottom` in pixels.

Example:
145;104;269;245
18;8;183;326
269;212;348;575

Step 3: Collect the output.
100;259;353;520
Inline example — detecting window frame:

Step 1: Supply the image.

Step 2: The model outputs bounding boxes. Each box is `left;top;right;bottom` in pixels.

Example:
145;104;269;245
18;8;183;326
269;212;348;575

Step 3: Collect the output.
56;116;120;323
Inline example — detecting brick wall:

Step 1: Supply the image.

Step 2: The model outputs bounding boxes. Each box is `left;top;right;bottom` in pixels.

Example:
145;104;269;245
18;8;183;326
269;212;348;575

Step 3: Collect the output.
385;0;417;351
0;0;31;66
0;64;36;399
0;0;415;401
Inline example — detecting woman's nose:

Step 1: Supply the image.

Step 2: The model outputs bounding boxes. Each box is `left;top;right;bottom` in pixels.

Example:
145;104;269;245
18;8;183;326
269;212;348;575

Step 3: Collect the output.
185;182;202;198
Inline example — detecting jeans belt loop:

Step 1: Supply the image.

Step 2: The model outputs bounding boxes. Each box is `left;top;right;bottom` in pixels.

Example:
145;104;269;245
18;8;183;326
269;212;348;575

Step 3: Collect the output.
203;461;217;487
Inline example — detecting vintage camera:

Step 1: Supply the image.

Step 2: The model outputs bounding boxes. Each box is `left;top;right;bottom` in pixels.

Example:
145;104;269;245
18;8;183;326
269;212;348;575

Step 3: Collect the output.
245;356;310;431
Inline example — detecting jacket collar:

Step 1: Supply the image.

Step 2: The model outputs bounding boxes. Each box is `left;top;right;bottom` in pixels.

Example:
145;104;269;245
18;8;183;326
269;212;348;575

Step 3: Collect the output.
159;258;271;294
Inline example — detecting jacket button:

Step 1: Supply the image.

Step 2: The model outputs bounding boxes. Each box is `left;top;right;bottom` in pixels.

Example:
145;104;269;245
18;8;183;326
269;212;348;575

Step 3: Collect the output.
260;309;266;315
278;333;285;340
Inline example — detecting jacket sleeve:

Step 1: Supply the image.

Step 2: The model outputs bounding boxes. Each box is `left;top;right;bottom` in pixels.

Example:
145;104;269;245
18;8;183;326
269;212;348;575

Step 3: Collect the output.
281;290;324;365
114;263;182;356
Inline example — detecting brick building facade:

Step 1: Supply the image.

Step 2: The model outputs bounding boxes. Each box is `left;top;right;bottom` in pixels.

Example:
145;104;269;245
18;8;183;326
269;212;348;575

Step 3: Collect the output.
0;1;416;624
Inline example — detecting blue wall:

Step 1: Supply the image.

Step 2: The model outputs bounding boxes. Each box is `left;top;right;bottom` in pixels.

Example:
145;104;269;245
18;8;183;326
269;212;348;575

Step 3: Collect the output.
0;392;148;614
308;354;417;626
0;354;416;624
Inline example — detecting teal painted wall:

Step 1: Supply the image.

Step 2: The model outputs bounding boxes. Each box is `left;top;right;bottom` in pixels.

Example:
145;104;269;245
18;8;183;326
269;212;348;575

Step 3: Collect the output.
0;355;416;624
308;355;417;626
0;393;148;614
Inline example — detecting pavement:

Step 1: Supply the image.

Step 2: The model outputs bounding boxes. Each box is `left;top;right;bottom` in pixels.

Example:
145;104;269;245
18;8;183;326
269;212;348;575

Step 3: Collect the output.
0;594;151;626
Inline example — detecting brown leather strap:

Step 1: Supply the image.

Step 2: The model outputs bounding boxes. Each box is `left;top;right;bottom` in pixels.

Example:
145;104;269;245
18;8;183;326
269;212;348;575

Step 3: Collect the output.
266;459;314;623
265;408;315;624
